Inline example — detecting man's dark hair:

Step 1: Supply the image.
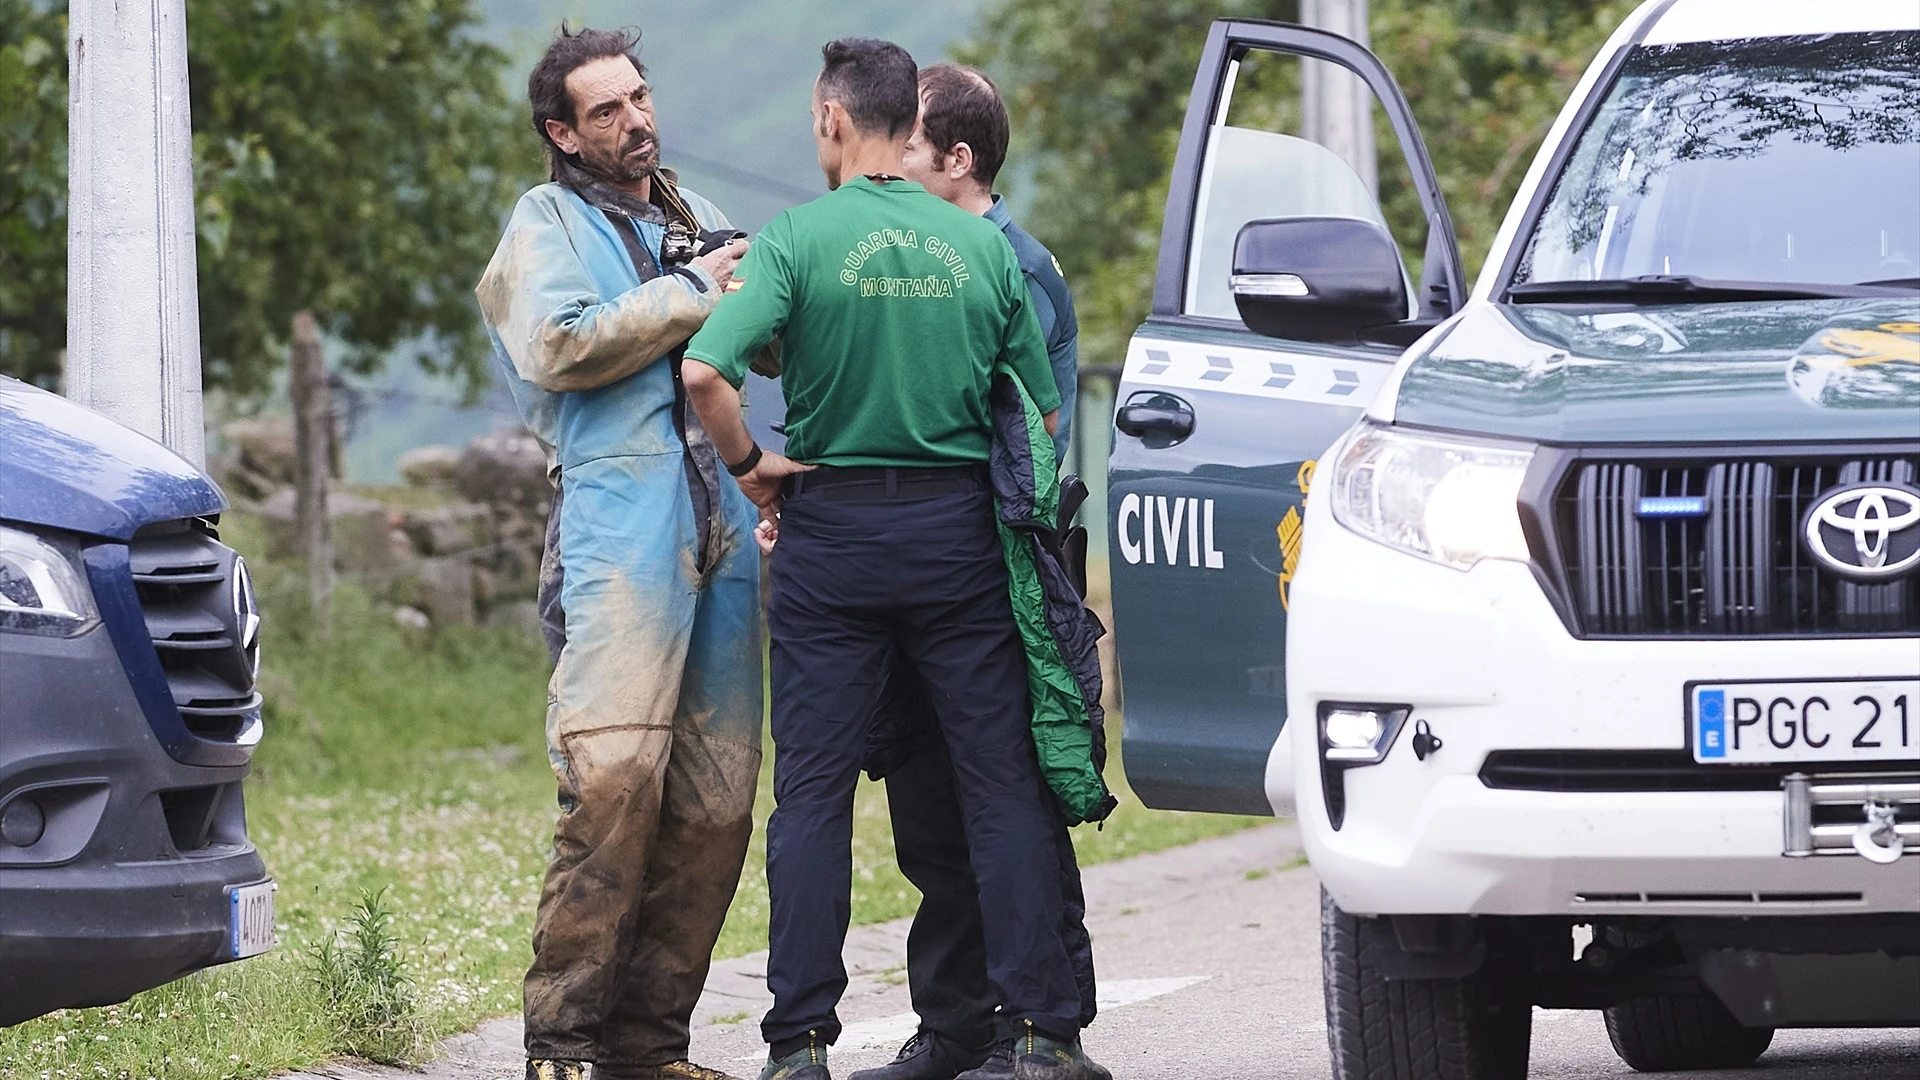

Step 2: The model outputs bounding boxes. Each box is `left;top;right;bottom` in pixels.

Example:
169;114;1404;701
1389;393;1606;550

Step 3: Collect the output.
528;25;647;177
917;63;1010;187
817;38;919;139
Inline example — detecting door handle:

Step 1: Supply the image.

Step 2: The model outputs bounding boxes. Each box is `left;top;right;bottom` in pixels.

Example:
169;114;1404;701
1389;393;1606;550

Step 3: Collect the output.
1114;392;1195;444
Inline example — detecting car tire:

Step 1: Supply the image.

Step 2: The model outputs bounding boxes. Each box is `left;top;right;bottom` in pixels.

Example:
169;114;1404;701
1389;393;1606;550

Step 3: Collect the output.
1603;992;1774;1072
1322;889;1531;1080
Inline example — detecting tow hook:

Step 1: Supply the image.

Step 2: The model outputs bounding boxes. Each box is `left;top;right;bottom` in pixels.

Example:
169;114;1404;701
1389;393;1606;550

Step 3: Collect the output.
1782;772;1917;861
1854;801;1904;864
1410;719;1443;761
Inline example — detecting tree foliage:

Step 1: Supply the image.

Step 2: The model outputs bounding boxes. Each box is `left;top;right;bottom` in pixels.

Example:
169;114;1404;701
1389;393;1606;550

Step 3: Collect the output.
0;0;539;393
959;0;1636;364
957;0;1265;369
0;1;68;387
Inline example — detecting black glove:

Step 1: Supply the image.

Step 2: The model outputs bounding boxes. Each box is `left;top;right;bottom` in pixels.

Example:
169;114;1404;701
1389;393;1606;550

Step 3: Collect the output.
696;228;748;256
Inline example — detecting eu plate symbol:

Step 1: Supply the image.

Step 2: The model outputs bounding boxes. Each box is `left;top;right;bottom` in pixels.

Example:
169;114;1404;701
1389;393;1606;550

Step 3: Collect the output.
1697;689;1727;758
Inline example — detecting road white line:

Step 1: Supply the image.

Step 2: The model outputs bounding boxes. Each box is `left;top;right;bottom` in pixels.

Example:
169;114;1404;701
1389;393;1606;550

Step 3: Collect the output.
1094;975;1211;1010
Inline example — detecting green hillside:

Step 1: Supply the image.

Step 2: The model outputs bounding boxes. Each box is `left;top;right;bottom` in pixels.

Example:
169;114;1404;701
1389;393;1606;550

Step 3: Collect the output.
480;0;986;230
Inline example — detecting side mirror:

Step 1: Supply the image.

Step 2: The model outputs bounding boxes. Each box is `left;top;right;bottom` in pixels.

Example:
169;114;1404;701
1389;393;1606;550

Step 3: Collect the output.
1231;217;1408;342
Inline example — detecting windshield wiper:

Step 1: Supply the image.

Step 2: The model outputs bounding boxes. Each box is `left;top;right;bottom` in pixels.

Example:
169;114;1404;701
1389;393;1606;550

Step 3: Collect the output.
1507;275;1920;304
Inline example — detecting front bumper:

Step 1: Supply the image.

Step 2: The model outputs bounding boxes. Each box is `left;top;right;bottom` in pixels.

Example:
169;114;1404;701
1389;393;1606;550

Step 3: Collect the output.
0;622;265;1024
1283;490;1920;918
0;853;268;1024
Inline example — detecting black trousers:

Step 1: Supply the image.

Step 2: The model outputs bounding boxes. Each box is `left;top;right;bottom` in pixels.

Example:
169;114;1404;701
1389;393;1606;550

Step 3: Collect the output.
762;477;1080;1048
880;717;1098;1048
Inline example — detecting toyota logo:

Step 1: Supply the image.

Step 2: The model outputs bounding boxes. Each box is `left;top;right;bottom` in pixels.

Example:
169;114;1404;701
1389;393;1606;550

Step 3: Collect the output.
1802;482;1920;580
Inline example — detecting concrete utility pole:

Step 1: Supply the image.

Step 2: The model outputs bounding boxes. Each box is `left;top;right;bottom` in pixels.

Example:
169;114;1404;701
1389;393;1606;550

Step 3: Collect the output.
1301;0;1378;197
65;0;208;467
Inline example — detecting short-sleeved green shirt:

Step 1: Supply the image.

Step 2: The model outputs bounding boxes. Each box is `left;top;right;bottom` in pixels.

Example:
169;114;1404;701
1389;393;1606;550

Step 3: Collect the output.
685;177;1061;468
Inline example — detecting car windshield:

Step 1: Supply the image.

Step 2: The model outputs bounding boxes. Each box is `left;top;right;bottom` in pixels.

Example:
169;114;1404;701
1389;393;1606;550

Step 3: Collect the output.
1514;31;1920;291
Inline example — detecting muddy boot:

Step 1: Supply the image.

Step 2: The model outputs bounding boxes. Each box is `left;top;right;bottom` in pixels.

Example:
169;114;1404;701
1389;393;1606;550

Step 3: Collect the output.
1011;1034;1108;1080
527;1061;594;1080
630;1062;748;1080
954;1028;1109;1080
760;1045;831;1080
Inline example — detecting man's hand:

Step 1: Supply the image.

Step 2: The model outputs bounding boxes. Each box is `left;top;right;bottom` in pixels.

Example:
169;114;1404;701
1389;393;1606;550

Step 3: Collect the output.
754;516;779;555
692;237;748;291
679;356;806;516
736;450;812;517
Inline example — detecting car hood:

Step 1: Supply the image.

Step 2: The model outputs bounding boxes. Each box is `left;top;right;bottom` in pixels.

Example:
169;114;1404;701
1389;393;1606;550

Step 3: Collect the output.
0;376;225;541
1390;299;1920;444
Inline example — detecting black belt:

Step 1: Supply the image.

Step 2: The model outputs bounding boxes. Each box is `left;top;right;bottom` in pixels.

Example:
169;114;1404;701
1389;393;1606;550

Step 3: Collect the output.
785;464;987;500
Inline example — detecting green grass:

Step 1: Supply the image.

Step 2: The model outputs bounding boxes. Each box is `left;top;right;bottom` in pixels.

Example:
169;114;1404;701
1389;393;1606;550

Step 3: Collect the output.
0;516;1262;1080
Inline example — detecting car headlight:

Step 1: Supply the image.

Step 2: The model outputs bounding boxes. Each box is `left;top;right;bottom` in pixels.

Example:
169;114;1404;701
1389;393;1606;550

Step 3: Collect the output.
1328;421;1535;571
0;525;99;637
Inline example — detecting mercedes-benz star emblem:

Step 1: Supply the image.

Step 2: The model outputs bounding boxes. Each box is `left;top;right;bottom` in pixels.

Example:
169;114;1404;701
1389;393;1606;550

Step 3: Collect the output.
232;554;261;679
1802;482;1920;580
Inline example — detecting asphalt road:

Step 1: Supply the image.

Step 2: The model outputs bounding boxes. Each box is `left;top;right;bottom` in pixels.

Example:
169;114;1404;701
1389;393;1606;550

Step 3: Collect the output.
299;824;1920;1080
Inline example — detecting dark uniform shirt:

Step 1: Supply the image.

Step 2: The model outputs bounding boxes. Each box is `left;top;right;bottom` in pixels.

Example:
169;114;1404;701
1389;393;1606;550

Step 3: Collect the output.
685;177;1059;467
986;196;1080;461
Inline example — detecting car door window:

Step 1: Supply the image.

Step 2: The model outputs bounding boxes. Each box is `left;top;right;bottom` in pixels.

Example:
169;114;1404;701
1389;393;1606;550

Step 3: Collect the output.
1183;49;1417;324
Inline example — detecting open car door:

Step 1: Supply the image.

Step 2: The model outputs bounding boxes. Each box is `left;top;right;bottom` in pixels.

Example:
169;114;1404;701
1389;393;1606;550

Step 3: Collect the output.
1109;19;1464;814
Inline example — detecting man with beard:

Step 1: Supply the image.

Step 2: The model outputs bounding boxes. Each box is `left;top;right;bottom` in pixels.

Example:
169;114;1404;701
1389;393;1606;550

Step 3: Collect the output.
476;26;762;1080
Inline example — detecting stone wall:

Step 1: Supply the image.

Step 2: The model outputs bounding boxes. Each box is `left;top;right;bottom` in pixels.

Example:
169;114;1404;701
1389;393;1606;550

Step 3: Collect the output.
217;418;551;633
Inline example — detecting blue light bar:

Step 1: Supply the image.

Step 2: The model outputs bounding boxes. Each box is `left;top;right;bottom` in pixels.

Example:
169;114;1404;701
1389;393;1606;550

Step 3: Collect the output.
1637;496;1709;519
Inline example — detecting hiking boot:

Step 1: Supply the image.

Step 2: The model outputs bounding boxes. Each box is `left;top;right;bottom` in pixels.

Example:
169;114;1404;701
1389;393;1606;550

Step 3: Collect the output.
527;1061;594;1080
848;1031;992;1080
759;1045;831;1080
632;1062;747;1080
1011;1029;1110;1080
954;1027;1110;1080
951;1041;1014;1080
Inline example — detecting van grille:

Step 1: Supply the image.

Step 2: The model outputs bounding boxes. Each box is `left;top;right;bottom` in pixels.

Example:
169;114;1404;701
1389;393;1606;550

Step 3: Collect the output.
128;522;261;743
1552;454;1919;637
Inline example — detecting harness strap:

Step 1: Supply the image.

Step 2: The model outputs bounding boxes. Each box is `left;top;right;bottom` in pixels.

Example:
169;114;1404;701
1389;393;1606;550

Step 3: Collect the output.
598;206;663;283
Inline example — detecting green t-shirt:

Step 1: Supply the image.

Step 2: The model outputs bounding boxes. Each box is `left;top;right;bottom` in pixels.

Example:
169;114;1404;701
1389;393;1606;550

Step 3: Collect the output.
685;177;1061;467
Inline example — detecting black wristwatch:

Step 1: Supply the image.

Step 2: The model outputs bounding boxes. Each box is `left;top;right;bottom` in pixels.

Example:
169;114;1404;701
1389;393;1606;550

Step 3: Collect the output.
725;443;763;477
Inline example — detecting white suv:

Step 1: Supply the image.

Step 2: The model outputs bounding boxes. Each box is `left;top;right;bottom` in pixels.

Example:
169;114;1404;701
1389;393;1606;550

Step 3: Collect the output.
1104;1;1916;1077
1285;2;1920;1076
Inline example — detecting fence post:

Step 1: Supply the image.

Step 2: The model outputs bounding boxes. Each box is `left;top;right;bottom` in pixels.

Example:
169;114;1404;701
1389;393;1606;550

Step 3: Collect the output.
290;311;332;631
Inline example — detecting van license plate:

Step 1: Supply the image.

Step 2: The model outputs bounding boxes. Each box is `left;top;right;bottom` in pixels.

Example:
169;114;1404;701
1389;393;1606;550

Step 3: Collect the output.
229;881;277;959
1690;679;1920;764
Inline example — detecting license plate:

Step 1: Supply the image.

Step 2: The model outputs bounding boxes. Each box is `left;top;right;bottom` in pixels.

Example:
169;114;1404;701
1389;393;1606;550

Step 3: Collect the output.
1690;678;1920;764
229;881;277;959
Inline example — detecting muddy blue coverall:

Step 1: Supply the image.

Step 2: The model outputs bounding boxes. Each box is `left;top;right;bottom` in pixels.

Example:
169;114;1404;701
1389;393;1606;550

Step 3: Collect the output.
477;179;763;1076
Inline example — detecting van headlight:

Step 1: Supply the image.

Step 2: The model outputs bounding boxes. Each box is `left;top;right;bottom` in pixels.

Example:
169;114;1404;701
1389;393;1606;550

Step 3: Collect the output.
0;525;99;637
1328;422;1535;571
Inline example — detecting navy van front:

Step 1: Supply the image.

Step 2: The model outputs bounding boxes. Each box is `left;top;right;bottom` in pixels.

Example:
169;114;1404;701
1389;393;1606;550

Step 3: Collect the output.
1;375;272;1027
